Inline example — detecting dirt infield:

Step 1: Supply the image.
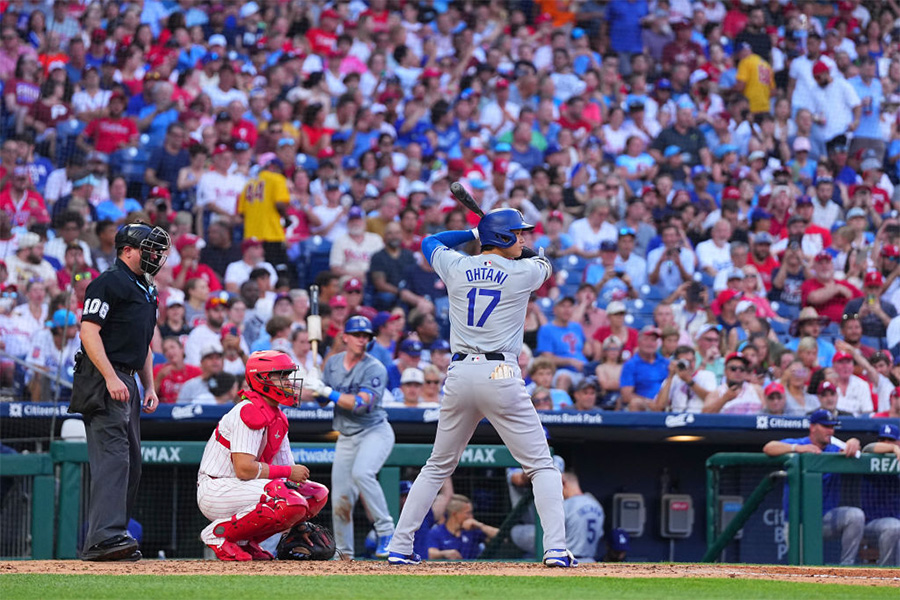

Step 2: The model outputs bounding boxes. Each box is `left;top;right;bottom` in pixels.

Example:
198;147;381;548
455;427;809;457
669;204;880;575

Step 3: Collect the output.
1;561;898;586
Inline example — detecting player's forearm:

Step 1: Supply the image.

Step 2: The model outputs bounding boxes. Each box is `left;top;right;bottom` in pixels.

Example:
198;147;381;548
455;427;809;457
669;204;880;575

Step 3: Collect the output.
139;347;154;389
763;441;794;456
80;322;118;381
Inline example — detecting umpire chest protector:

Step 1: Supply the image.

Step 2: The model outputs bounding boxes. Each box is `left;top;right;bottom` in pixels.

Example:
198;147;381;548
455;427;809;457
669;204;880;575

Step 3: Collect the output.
80;258;159;370
237;391;289;463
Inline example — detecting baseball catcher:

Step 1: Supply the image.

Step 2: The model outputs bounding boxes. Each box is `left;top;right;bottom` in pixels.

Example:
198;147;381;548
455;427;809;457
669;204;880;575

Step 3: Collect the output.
197;350;329;561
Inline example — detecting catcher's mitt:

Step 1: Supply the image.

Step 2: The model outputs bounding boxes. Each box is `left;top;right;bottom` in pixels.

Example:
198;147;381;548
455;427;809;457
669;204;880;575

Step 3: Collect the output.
276;521;336;561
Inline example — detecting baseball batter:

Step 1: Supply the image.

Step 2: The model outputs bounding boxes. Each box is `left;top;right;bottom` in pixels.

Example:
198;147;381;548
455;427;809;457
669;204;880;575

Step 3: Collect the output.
303;315;394;559
387;208;576;567
197;350;329;561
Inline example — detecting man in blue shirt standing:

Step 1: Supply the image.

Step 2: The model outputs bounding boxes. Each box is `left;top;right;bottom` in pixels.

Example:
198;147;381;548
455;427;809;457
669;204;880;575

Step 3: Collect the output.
536;296;587;394
848;56;885;160
620;326;669;411
427;494;498;560
763;409;864;565
605;0;649;76
861;424;900;566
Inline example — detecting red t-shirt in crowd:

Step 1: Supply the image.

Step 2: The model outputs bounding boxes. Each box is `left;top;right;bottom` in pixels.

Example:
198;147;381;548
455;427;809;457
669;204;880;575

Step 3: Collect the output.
83;116;139;153
173;263;223;291
232;120;259;148
0;188;50;227
748;254;780;291
29;100;71;128
306;29;337;55
592;326;639;359
800;278;862;323
153;363;203;404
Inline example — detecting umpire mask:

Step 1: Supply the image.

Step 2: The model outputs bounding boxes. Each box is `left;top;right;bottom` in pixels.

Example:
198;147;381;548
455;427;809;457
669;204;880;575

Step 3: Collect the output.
115;222;171;277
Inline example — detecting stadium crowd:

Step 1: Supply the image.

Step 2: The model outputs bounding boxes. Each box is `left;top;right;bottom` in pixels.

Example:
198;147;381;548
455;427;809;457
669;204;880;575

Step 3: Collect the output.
1;0;900;420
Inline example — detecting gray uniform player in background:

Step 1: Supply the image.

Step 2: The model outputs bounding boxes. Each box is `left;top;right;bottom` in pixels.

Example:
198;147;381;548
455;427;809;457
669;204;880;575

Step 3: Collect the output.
562;471;605;563
303;316;395;559
387;208;576;567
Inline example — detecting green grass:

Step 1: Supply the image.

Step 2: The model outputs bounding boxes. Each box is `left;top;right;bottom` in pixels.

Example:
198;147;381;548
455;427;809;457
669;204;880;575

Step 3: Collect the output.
1;575;896;600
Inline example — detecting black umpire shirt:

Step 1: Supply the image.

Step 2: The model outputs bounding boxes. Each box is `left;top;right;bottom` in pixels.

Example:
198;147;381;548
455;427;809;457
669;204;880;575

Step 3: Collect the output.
81;258;159;370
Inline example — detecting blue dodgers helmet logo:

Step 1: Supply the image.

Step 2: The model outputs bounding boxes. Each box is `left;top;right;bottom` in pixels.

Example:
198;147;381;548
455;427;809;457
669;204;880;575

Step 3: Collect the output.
371;377;380;388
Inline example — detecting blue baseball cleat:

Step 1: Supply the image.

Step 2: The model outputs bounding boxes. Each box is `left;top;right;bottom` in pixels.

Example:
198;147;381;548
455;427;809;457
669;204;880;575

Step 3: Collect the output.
542;549;577;568
375;534;393;558
387;551;422;565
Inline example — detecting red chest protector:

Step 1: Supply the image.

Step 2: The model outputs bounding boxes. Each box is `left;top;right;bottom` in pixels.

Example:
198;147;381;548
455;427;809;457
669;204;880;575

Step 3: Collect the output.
238;391;289;463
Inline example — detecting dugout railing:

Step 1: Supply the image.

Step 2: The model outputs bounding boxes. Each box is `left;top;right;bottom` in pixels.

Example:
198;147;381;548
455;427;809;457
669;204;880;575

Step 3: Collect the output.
0;441;533;560
704;452;900;566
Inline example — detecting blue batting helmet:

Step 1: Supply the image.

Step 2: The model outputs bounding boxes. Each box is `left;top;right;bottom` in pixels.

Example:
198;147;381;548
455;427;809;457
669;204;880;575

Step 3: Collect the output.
477;208;534;248
344;315;374;336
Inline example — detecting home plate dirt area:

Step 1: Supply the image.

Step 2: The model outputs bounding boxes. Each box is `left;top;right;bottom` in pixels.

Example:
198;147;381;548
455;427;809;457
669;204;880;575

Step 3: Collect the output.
1;561;898;586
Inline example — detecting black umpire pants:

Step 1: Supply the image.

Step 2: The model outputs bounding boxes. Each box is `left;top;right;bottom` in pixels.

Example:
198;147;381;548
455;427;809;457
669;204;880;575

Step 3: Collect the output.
82;370;142;551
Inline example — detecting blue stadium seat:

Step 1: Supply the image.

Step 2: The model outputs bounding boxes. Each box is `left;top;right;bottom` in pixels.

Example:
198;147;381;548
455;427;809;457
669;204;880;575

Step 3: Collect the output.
860;336;884;350
537;297;555;320
770;319;790;336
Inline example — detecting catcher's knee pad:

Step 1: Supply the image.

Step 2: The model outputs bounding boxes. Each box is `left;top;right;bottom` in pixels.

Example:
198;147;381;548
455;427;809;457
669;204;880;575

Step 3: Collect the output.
294;481;329;518
214;480;310;543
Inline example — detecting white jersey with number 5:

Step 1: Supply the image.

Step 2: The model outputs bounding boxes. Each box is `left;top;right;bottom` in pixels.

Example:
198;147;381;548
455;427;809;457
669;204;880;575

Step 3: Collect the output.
430;247;550;355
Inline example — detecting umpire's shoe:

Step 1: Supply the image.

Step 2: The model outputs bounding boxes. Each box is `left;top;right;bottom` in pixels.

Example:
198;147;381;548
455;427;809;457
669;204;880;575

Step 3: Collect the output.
82;534;139;561
387;551;422;565
542;549;578;568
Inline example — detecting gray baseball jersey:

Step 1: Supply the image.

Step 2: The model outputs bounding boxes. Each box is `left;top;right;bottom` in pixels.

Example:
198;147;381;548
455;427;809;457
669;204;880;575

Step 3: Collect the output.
564;493;605;561
430;248;550;355
322;352;388;436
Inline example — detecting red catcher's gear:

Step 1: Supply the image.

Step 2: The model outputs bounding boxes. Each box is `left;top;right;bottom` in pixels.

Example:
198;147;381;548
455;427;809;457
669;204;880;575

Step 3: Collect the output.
238;389;289;464
245;350;304;406
213;479;311;543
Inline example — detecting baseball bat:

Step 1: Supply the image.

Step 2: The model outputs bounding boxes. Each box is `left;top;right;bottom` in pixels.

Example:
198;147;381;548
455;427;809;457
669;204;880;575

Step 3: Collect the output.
450;181;485;217
307;284;321;359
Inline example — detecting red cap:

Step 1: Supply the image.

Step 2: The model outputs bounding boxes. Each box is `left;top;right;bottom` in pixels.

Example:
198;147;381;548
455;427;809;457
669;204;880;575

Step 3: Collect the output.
91;29;106;42
329;295;348;308
321;8;340;20
149;186;171;200
833;351;854;362
536;12;553;24
812;61;829;77
175;234;201;253
865;271;884;287
495;78;510;89
814;251;833;263
547;210;565;222
343;277;363;292
318;147;336;159
723;187;741;201
241;237;263;252
883;244;900;258
212;143;231;156
493;158;509;174
765;382;785;396
818;380;837;394
716;289;742;306
205;293;229;310
891;387;900;398
641;185;657;197
849;184;871;196
725;351;749;364
109;91;127;104
422;68;441;79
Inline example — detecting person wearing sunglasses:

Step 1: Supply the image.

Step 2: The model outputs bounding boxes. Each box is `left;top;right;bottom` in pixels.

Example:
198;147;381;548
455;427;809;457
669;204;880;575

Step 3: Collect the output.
702;351;763;414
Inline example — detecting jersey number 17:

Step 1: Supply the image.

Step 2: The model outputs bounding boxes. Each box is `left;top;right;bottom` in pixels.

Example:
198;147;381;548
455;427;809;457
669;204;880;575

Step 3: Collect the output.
466;288;501;328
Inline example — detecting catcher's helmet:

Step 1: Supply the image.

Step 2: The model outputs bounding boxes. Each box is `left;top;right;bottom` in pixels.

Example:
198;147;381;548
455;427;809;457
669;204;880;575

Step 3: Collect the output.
344;315;374;336
115;222;170;276
245;350;303;407
477;208;534;248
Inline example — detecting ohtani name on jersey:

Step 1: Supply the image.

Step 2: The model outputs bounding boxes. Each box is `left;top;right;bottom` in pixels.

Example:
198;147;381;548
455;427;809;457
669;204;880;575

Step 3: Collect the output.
465;268;508;284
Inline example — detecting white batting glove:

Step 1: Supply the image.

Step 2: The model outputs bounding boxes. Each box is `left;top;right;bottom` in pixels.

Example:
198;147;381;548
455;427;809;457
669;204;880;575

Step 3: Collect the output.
471;227;480;240
303;377;332;398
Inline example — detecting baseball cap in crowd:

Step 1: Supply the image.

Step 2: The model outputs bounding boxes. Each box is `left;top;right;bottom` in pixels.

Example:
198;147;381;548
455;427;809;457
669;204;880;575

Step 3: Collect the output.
753;231;775;245
208;34;227;48
764;382;785;397
748;150;767;162
735;300;756;315
690;165;708;179
722;187;741;201
547;210;565;222
468;175;489;190
689;69;708;87
883;244;900;258
400;339;423;356
795;195;813;207
212;143;232;156
240;2;260;18
861;157;883;171
606;301;626;315
814;251;833;263
865;271;884;287
344;278;363;293
205;291;230;310
812;61;830;77
431;339;451;353
149;186;171;199
600;240;617;252
208;372;237;396
329;295;348;308
832;352;853;363
400;480;413;496
878;424;899;440
73;174;100;188
846;207;867;220
165;291;185;308
639;325;661;337
401;368;425;385
618;226;636;237
241;237;263;252
725;351;749;364
347;206;364;220
809;408;839;426
17;232;41;250
663;145;682;158
46;309;77;329
574;378;599;392
544;143;563;157
174;234;204;253
372;311;400;331
792;137;811;153
200;341;224;359
817;381;837;395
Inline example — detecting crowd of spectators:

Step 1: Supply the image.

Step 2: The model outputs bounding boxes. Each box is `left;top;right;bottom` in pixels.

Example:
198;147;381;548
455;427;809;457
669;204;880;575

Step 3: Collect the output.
1;0;900;420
